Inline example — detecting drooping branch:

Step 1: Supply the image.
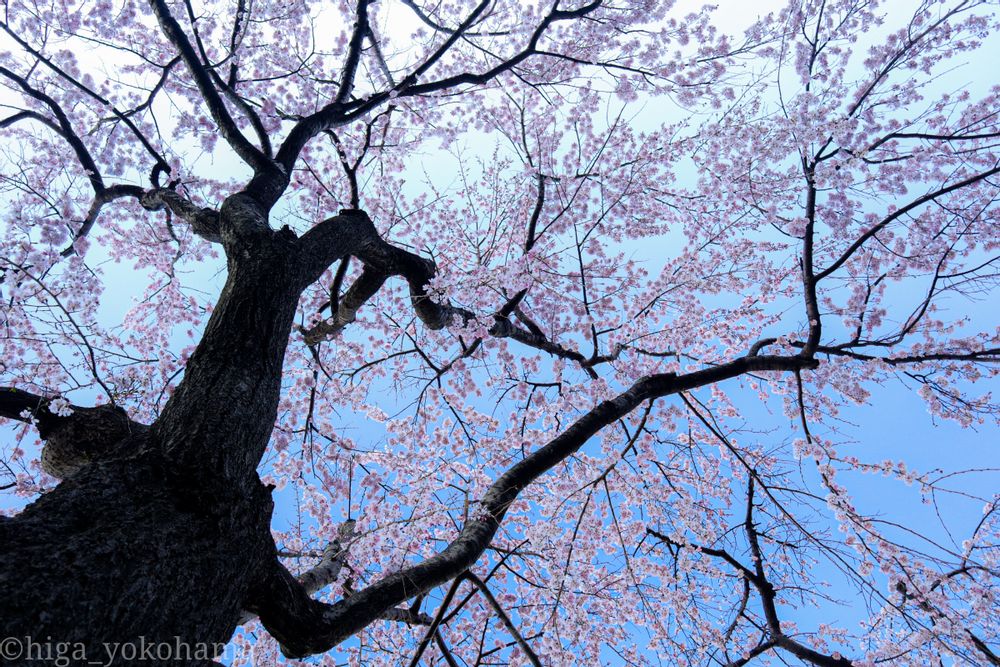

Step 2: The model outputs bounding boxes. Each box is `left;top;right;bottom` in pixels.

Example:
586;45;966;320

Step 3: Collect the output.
647;481;856;667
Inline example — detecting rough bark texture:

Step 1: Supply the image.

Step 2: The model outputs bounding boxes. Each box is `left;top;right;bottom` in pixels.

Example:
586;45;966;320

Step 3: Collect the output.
0;193;306;666
0;190;462;663
0;450;275;666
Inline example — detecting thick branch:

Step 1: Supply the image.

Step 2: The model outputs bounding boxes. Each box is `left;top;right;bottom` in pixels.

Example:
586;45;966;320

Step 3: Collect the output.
801;164;822;355
723;639;779;667
297;209;460;330
244;532;432;655
141;188;223;243
336;0;374;105
298;211;609;373
62;185;147;257
238;520;357;625
297;521;356;594
247;353;816;656
302;268;388;344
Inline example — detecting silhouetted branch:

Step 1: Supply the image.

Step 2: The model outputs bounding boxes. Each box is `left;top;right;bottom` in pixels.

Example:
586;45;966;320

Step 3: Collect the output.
247;352;815;656
148;0;272;175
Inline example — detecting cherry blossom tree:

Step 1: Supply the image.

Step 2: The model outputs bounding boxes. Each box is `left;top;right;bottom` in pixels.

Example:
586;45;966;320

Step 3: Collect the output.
1;0;998;665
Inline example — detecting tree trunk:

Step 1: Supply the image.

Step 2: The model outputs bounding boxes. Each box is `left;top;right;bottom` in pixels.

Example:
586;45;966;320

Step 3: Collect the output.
0;195;304;666
0;452;275;666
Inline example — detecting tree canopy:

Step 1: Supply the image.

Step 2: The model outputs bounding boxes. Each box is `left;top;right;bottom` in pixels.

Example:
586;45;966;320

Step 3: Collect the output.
1;0;998;665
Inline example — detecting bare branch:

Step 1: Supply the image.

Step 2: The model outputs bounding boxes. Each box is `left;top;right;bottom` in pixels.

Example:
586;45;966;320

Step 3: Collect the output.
816;164;1000;282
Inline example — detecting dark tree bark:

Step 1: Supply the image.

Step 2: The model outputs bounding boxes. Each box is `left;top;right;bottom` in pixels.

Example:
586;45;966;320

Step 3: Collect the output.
0;190;470;664
0;192;318;665
1;0;997;664
0;451;276;666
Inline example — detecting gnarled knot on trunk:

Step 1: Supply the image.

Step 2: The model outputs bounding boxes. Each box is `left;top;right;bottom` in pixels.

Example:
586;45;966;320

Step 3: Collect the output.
37;404;147;479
